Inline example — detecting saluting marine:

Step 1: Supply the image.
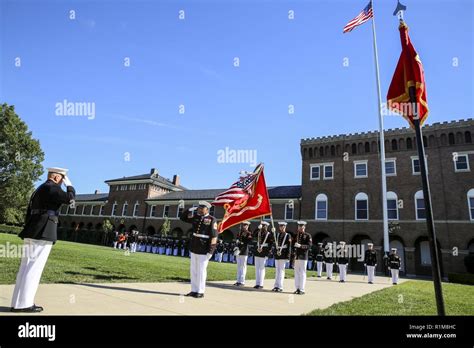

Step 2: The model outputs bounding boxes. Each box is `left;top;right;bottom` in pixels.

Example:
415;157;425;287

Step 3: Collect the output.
388;247;401;285
364;242;377;284
315;242;324;278
234;221;253;286
292;221;312;295
272;221;292;292
180;201;218;298
253;221;274;289
336;241;349;283
323;242;335;280
11;167;75;313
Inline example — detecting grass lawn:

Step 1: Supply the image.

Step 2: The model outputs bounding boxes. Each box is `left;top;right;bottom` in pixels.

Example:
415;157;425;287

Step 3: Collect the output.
0;233;294;284
307;280;474;316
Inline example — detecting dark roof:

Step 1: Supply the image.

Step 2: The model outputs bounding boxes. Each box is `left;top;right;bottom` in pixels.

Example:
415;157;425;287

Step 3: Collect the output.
75;193;109;202
146;185;301;201
105;173;186;190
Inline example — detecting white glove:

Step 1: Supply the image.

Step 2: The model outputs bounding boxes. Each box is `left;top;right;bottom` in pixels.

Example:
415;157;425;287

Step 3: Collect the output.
189;207;198;212
258;224;262;229
294;243;301;248
364;263;367;267
271;227;276;233
207;253;213;260
63;175;72;187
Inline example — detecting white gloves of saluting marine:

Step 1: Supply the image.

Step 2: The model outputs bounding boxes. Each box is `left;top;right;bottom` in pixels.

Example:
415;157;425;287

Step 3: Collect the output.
62;175;73;187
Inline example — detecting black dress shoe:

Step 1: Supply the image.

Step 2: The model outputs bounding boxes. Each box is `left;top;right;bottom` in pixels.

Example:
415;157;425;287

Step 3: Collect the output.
233;282;240;286
369;281;373;284
293;289;300;294
185;292;197;297
327;277;332;280
253;285;260;289
317;276;321;278
10;305;43;313
271;287;277;292
195;293;204;298
299;290;305;295
276;288;283;292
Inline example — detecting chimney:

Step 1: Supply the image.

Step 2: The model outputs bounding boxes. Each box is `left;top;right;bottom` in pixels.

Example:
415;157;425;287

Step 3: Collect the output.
150;168;158;177
94;189;100;194
172;174;180;186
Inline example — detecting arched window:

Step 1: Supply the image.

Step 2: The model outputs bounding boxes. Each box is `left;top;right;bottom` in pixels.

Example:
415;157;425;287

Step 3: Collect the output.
468;189;474;221
448;133;455;145
364;142;370;153
429;135;436;147
456;132;463;144
319;147;324;157
423;136;428;147
415;190;425;220
355;192;369;220
399;138;405;150
122;201;128;216
358;143;363;154
133;202;140;217
315;194;328;220
371;141;377;153
330;145;336;156
308;148;313;158
465;131;472;144
406;137;413;149
391;139;398;151
387;191;399;220
440;134;447;145
351;143;357;155
336;145;341;156
112;202;118;216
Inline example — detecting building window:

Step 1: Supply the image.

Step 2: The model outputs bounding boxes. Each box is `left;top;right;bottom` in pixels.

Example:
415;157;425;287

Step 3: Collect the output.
323;164;334;180
163;205;170;218
454;154;470;172
412;158;420;174
467;189;474;221
150;205;156;217
74;205;80;215
100;205;105;216
122;202;128;216
65;205;70;215
112;203;118;216
138;184;146;190
120;185;127;191
354;161;368;178
90;205;95;216
420;241;431;265
355;192;369;220
310;165;320;180
415;190;425;220
315;194;328;220
80;205;85;215
129;184;136;190
387;191;398;220
133;202;139;217
177;205;184;218
284;203;294;220
385;159;397;176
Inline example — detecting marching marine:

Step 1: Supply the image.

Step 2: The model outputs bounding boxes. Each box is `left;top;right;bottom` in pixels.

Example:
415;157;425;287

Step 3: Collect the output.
11;167;75;312
253;221;274;289
272;221;292;292
336;241;349;283
323;242;335;280
388;247;401;285
234;221;253;286
292;221;312;295
315;242;324;278
180;201;218;298
364;242;377;284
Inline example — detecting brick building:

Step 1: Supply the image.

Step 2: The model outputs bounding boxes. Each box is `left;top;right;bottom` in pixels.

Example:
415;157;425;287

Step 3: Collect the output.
58;119;474;277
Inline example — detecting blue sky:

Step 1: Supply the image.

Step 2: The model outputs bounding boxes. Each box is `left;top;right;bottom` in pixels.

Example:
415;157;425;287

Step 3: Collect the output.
1;0;472;193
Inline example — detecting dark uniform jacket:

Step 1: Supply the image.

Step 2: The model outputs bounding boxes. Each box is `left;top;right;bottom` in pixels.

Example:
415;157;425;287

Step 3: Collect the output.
216;243;225;253
293;232;312;260
19;179;75;243
274;231;292;260
236;229;253;256
336;247;349;265
323;248;334;264
253;228;274;258
315;245;324;262
180;208;218;255
364;249;377;266
389;254;401;269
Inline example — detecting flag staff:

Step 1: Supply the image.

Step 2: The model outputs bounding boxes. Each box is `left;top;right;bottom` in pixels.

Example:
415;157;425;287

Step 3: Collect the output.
370;0;391;263
393;1;446;316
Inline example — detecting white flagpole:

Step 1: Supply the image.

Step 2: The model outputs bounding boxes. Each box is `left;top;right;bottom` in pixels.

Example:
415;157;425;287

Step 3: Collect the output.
370;0;390;258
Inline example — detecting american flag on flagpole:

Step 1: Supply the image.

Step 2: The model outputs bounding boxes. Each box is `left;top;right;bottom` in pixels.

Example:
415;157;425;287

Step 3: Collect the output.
343;1;373;33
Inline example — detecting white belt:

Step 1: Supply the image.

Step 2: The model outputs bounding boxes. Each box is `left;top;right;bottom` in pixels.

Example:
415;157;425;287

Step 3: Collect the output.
259;243;268;247
280;245;288;249
193;233;209;239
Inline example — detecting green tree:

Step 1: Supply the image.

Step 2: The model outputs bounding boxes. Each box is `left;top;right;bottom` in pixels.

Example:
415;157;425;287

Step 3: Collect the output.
160;217;170;237
0;103;44;225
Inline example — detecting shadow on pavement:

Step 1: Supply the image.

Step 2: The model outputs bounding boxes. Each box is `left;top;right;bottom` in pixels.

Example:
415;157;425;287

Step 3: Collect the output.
75;282;183;297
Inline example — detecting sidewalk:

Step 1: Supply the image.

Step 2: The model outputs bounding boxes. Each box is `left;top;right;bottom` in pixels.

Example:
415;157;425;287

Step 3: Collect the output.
0;275;405;315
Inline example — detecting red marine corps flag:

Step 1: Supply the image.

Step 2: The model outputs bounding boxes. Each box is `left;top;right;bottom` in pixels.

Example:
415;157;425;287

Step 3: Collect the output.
387;22;429;128
212;163;271;233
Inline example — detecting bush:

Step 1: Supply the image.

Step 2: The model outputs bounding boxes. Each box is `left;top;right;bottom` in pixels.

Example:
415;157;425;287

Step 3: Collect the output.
0;223;23;235
448;272;474;285
464;254;474;274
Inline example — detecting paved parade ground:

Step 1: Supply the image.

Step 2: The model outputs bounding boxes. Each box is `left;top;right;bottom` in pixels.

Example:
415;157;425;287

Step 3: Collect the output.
0;275;405;315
